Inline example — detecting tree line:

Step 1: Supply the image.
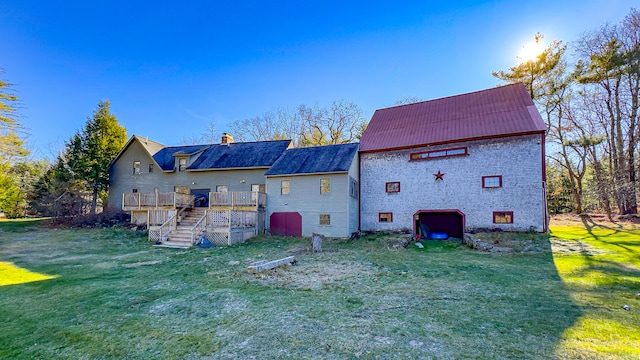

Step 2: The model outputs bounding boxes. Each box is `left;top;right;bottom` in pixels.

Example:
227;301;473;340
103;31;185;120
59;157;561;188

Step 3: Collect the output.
493;8;639;218
1;8;637;219
0;80;128;218
0;71;369;218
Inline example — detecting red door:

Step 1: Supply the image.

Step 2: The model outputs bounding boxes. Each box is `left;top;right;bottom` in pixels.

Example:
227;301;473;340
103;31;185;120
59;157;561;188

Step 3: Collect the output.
270;212;302;237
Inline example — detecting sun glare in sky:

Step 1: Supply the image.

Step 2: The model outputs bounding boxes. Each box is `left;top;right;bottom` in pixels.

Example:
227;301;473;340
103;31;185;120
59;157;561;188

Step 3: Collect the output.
0;261;58;286
518;39;545;63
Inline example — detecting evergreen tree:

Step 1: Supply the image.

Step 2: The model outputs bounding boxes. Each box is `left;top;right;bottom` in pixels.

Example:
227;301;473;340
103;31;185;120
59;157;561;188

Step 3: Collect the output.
66;101;127;214
0;69;29;217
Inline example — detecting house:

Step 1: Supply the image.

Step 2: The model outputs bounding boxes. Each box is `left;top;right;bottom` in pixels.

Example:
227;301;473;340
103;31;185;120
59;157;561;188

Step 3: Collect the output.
108;82;547;246
358;83;547;238
108;133;292;247
264;143;359;238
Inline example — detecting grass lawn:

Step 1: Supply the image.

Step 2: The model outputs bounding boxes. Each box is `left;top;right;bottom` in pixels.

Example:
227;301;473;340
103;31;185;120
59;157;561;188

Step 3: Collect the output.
0;217;638;359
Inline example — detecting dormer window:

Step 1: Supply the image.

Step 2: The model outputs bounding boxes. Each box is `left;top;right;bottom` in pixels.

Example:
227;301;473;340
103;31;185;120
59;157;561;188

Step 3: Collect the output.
178;158;187;172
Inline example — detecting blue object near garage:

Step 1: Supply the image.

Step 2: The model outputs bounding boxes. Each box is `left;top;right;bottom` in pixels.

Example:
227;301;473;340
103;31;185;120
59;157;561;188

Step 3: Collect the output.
429;232;449;240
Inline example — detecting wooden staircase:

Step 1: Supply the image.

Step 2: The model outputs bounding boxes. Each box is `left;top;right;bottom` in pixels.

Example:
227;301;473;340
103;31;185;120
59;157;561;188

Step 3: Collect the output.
155;208;207;248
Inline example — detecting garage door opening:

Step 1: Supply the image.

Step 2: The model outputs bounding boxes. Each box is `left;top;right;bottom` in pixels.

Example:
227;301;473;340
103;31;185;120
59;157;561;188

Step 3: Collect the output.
414;210;465;239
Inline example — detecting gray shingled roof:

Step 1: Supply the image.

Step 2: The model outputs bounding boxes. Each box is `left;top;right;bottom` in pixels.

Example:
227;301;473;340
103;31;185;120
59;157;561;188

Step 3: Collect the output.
152;145;210;171
265;143;359;176
187;140;292;170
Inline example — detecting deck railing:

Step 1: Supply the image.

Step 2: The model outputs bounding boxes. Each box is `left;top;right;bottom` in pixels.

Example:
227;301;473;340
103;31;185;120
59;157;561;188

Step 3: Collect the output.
122;192;194;210
209;191;266;209
148;209;177;226
206;210;257;228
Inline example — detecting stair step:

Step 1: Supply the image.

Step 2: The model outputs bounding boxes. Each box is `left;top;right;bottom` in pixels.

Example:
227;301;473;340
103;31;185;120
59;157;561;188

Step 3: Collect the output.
169;233;193;239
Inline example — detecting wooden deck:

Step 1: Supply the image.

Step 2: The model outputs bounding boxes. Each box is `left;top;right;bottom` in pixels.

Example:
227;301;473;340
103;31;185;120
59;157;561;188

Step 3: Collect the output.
148;209;259;248
122;191;266;211
122;192;194;211
207;191;266;211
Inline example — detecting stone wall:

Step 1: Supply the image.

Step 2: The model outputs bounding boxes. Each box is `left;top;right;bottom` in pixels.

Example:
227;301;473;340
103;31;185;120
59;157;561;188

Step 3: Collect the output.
360;134;546;233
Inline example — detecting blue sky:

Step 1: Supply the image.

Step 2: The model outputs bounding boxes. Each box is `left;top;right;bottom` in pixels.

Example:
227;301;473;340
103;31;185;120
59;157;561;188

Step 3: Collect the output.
1;1;636;158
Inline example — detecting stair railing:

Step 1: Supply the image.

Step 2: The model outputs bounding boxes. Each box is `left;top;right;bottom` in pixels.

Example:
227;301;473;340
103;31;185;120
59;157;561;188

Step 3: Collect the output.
149;213;177;243
149;206;189;243
190;210;207;244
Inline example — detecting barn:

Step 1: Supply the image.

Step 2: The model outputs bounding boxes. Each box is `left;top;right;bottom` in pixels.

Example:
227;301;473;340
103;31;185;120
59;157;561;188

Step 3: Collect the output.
359;83;548;237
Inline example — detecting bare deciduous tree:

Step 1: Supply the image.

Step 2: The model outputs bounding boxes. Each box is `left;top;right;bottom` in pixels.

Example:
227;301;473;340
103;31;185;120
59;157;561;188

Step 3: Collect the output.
230;100;367;147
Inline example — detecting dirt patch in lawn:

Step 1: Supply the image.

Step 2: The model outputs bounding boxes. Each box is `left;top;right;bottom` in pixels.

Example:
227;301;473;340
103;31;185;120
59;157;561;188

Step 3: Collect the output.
250;260;373;290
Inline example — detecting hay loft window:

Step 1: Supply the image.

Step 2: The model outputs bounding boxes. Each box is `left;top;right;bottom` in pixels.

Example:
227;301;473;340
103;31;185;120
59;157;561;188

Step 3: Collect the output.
320;178;330;194
482;175;502;188
379;212;393;222
148;163;154;173
281;180;290;195
386;181;400;193
410;146;468;161
349;177;358;199
319;214;331;225
178;158;187;172
493;211;513;224
133;161;140;175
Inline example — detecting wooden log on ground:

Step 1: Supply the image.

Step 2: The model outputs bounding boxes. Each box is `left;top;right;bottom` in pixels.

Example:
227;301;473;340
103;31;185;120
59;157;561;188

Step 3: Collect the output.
312;233;324;252
247;256;296;273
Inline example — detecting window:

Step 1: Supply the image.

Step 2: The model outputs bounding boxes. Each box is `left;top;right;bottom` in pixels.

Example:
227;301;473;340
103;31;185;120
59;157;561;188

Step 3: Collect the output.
148;163;154;173
132;188;138;193
493;211;513;224
178;158;187;172
251;184;265;193
174;186;189;194
379;212;393;222
386;182;400;193
133;161;140;175
319;214;331;225
281;180;290;195
349;177;358;199
320;178;330;194
482;175;502;188
410;146;468;161
216;185;229;192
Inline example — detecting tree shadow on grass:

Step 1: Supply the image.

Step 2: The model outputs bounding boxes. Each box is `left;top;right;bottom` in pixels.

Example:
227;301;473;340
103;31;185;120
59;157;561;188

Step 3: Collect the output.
548;220;640;357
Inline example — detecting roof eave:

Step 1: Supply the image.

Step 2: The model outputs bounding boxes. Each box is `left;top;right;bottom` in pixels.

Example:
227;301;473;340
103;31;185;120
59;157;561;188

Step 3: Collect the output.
186;166;271;172
266;170;350;178
109;135;166;170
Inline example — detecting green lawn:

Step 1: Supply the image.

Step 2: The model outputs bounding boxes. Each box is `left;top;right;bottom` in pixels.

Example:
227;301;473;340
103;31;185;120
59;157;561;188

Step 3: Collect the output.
0;218;638;359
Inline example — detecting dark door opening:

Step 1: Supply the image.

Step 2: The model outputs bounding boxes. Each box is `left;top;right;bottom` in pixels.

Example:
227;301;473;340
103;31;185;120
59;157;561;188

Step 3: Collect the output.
414;210;465;239
190;188;210;207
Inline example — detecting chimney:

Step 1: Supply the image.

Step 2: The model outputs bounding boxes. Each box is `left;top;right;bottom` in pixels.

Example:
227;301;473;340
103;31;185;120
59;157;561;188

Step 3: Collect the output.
221;133;234;144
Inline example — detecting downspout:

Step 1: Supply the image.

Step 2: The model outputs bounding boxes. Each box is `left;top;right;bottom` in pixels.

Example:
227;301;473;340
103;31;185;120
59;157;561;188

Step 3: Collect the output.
541;132;549;233
358;151;361;232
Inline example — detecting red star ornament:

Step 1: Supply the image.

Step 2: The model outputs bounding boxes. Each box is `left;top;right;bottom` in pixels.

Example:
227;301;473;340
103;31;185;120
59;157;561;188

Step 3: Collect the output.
433;170;445;181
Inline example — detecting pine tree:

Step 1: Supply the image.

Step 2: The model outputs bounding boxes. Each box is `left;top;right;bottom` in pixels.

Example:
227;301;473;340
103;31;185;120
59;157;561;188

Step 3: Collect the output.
66;101;127;214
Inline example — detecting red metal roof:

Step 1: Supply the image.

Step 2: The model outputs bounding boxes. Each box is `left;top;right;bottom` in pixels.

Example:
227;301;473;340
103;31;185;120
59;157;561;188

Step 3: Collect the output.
359;83;546;152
